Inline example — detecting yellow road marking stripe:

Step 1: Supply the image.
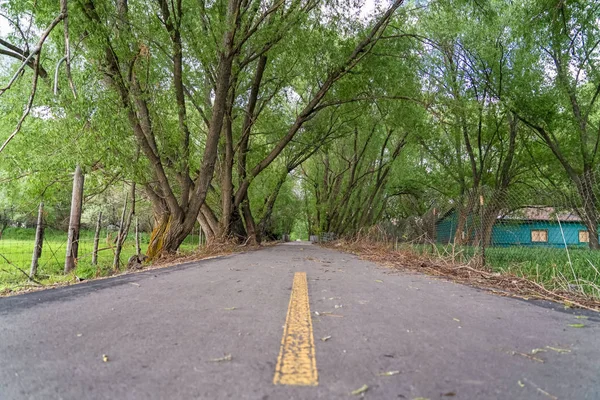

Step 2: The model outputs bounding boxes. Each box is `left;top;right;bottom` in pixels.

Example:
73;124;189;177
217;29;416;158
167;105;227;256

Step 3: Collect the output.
273;272;318;386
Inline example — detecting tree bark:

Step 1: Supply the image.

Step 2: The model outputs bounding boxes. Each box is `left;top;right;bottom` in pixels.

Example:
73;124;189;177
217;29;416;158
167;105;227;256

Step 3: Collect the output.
113;183;135;269
242;198;259;245
197;212;215;244
30;202;44;278
575;171;600;250
135;216;141;256
113;192;129;270
92;211;102;265
64;165;84;274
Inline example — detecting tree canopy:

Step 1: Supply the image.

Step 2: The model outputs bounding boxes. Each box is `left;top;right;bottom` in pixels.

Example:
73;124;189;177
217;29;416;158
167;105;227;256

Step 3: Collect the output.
1;0;599;255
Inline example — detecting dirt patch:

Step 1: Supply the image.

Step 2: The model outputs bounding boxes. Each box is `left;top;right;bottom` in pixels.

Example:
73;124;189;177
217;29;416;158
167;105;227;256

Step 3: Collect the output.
323;239;600;312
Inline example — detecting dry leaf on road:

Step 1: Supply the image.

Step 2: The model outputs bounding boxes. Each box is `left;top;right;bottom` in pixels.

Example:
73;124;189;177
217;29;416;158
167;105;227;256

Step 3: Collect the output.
350;384;368;395
378;370;400;376
209;354;232;362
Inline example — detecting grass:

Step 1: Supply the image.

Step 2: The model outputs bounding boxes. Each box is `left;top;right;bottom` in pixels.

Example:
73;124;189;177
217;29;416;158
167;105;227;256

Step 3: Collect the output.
401;242;600;298
0;227;202;294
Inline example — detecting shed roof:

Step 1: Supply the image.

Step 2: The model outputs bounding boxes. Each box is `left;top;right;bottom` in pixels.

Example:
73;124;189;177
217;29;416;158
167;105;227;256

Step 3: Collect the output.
436;206;583;223
499;207;582;222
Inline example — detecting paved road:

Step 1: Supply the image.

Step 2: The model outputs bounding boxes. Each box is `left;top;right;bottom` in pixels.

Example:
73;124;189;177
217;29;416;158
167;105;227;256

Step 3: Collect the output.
1;243;599;399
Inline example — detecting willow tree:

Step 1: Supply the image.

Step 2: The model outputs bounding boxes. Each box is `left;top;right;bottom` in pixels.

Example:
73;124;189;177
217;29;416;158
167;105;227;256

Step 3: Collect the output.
0;0;407;257
438;0;600;249
503;0;600;249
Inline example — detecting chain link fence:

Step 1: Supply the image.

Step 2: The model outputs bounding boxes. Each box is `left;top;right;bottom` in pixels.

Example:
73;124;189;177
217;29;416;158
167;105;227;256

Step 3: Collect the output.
377;172;600;298
0;201;204;291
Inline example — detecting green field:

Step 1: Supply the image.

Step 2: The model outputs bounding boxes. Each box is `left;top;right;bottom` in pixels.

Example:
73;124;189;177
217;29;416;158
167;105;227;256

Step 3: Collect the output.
402;243;600;298
0;228;201;293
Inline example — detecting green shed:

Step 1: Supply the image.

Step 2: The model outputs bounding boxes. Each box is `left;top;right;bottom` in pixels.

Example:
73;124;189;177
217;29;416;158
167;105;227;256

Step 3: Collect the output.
435;207;597;248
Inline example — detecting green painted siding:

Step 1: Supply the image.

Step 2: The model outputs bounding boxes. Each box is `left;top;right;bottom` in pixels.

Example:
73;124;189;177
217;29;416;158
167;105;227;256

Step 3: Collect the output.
436;212;598;248
492;221;591;248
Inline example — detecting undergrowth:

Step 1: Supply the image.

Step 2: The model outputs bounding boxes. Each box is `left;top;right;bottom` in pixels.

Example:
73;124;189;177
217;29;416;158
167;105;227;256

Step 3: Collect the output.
325;238;600;312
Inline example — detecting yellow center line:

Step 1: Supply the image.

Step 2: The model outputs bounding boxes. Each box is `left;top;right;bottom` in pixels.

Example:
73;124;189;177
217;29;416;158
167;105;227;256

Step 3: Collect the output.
273;272;318;386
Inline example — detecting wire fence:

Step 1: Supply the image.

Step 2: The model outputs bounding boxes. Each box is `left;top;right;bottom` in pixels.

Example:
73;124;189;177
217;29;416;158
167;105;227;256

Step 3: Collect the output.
0;201;204;291
371;171;600;298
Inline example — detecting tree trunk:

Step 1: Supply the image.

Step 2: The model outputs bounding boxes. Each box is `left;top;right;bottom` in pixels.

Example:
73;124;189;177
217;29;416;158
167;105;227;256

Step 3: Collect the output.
64;165;84;274
230;207;248;241
147;212;189;258
242;199;260;245
258;175;286;238
575;171;600;250
92;211;102;265
113;184;136;270
135;216;141;256
453;190;478;245
113;193;129;271
197;212;215;245
478;194;504;246
201;204;219;235
30;202;44;278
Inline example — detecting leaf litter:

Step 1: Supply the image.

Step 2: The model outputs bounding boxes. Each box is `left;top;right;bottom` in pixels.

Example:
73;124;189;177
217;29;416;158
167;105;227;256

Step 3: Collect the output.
322;240;600;311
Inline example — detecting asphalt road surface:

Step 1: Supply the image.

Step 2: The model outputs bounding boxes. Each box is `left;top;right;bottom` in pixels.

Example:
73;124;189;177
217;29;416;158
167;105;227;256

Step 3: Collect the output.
1;242;599;399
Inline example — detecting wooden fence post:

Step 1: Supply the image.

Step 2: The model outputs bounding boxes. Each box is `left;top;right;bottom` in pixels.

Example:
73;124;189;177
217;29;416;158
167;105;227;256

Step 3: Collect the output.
29;201;44;278
113;183;135;271
65;165;84;273
112;192;128;271
135;216;141;256
92;211;102;265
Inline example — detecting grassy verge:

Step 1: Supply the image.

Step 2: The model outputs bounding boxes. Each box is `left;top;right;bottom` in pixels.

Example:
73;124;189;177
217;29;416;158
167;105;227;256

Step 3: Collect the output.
404;243;600;298
0;228;204;295
326;239;600;311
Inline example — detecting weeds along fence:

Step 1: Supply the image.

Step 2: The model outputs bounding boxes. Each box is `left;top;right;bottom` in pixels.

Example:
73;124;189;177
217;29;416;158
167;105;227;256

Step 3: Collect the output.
0;201;205;291
375;175;600;298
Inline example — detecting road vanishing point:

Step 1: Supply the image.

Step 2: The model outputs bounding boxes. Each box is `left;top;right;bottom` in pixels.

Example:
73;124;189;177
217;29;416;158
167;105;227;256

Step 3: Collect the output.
1;242;599;399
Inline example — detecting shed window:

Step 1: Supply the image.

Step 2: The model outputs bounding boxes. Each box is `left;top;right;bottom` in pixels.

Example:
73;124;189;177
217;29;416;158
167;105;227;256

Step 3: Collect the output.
531;230;548;243
579;230;589;243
